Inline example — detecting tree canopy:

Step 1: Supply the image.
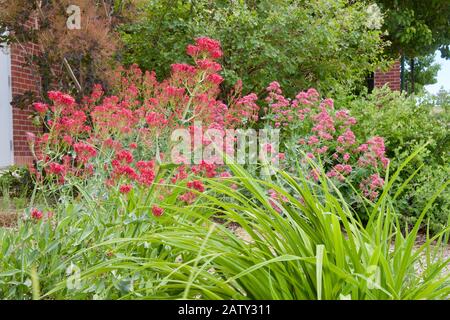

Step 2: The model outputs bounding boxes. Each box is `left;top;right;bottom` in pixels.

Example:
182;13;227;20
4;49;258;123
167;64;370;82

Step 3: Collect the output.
119;0;389;97
376;0;450;59
0;0;136;99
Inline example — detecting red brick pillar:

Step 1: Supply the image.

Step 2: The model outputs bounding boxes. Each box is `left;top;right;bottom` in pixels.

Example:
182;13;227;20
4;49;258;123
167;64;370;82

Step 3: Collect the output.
374;60;401;91
10;41;42;166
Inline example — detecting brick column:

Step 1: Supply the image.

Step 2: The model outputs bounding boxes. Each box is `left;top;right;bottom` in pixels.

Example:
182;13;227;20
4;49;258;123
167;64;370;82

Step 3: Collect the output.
374;60;401;91
10;41;42;166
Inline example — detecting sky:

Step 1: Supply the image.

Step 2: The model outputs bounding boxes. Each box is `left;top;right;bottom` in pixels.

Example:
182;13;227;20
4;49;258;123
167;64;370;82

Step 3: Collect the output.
424;52;450;94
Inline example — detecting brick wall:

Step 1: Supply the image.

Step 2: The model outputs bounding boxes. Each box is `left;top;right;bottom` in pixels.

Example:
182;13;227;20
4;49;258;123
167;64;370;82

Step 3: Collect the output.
10;41;42;166
374;60;401;91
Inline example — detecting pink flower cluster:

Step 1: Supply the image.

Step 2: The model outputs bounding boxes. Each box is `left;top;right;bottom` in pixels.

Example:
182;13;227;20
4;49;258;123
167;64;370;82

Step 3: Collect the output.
28;38;253;211
360;173;385;200
27;37;390;210
152;205;164;217
263;82;389;199
30;208;53;221
73;142;97;164
268;189;288;213
186;37;223;60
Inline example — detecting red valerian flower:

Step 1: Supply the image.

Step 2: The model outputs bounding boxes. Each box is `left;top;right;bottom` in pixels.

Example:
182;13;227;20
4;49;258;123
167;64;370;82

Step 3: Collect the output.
219;171;232;178
48;162;66;175
360;173;385;201
267;189;288;213
116;150;134;164
196;59;222;72
119;184;132;194
146;112;168;127
152;205;164;217
31;208;43;220
179;191;197;204
266;81;282;94
171;63;196;74
138;170;155;186
63;135;73;146
48;91;76;106
33;102;48;114
187;180;205;192
191;161;217;178
171;166;188;183
73;142;97;163
337;128;356;146
88;84;104;102
112;164;139;181
186;44;200;57
207;74;224;85
187;37;223;60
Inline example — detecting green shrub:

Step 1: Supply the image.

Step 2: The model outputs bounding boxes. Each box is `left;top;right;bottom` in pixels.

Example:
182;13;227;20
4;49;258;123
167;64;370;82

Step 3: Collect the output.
348;87;448;163
421;88;450;126
1;152;449;299
119;0;388;97
0;166;34;199
348;87;449;233
398;164;450;231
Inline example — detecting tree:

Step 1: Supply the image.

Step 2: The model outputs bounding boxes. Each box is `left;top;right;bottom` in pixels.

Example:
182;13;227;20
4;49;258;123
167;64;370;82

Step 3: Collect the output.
404;54;441;94
119;0;389;98
376;0;450;58
0;0;136;101
375;0;450;93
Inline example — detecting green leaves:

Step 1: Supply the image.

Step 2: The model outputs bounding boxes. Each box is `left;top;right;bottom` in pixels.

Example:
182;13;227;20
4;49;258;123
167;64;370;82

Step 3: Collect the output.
119;0;387;97
376;0;450;58
1;153;449;299
348;87;449;233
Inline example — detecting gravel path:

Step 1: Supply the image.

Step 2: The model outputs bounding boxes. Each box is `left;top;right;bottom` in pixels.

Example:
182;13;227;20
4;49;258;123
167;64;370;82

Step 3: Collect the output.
0;211;18;228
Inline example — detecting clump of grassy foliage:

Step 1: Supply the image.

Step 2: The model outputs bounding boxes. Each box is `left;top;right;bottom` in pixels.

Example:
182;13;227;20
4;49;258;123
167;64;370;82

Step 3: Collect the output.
2;148;446;300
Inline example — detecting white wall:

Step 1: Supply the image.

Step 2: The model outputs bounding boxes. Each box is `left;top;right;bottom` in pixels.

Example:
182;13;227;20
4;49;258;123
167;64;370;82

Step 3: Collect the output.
0;45;13;168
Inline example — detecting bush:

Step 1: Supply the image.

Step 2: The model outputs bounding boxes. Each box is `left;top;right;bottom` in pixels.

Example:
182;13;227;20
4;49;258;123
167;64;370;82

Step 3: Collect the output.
27;38;387;213
26;38;259;207
399;164;450;231
1;159;449;299
348;87;450;232
119;0;389;97
1;38;448;300
0;166;34;199
348;88;448;163
259;82;390;219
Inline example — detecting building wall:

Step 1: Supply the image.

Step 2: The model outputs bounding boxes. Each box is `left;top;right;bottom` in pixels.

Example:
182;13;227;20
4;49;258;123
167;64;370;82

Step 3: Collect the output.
374;60;401;91
10;41;41;166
